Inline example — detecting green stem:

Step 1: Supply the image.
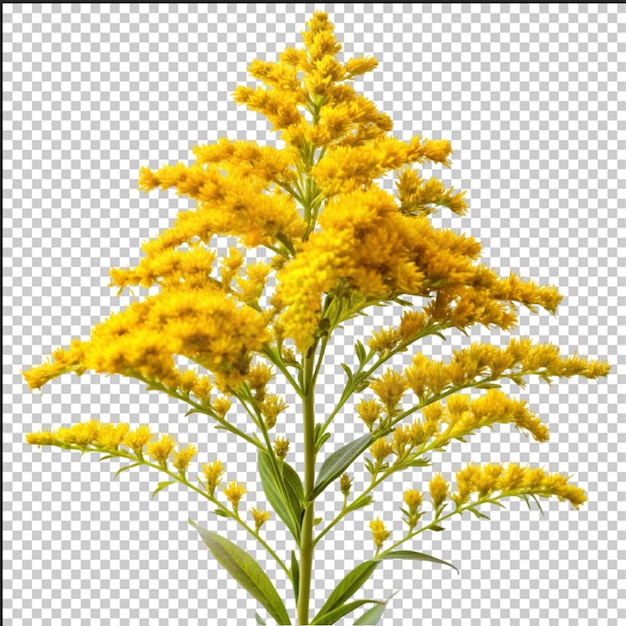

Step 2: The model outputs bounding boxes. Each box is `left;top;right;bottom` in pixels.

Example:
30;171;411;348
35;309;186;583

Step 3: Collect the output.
297;346;317;625
128;371;264;450
379;497;492;557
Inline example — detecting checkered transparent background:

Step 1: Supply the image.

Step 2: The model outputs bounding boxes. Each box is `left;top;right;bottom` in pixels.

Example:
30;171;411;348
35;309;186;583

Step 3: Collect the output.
4;3;625;625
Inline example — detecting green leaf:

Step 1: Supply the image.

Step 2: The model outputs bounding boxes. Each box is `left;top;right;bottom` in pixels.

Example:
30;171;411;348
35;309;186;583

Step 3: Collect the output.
291;550;299;603
113;462;142;479
353;590;400;625
340;362;353;381
214;509;231;518
404;456;431;468
529;493;544;515
430;524;445;531
282;460;304;510
345;494;374;514
311;599;381;625
381;550;459;574
151;481;176;499
355;340;367;364
353;602;387;625
255;612;266;625
190;519;291;625
313;560;380;623
310;434;373;501
467;507;490;520
314;423;332;451
258;452;301;542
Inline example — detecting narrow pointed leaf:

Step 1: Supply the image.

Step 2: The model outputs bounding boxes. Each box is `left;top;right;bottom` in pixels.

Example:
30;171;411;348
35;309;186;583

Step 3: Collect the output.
283;461;304;509
314;423;332;451
340;363;353;381
291;550;299;603
381;550;459;574
255;613;266;625
310;434;372;501
353;603;387;625
353;591;400;625
258;452;301;541
311;599;382;625
346;494;374;514
114;462;142;479
190;519;291;625
313;560;380;622
151;481;176;499
468;507;490;520
355;340;367;364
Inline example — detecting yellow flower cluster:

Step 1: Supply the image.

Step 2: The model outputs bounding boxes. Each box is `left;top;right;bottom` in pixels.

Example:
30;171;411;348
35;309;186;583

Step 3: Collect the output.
428;389;550;444
250;507;271;531
449;463;587;510
403;488;424;529
234;12;390;150
147;434;177;468
109;245;218;294
340;472;352;496
429;473;450;509
202;460;225;497
23;286;271;392
405;338;610;402
369;517;391;549
246;362;274;400
275;187;431;351
368;369;408;418
223;480;247;513
26;421;202;476
27;420;133;450
366;387;551;469
137;161;303;249
273;436;290;460
260;395;289;430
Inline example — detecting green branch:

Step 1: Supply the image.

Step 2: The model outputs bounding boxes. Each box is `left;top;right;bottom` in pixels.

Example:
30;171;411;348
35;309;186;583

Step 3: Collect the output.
83;445;292;580
126;371;264;451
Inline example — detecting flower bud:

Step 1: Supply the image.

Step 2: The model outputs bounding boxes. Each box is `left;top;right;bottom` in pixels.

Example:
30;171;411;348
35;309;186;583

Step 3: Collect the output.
340;472;352;496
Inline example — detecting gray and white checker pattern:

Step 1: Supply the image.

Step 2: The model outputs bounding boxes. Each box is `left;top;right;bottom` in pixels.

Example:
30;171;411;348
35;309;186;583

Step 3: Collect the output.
4;3;625;625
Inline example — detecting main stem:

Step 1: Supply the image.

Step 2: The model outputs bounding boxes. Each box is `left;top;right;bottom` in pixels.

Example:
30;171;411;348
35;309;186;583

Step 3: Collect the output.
297;347;316;625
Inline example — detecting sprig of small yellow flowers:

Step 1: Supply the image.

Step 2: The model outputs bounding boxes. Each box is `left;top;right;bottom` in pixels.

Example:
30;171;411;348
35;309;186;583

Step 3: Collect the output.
26;421;285;574
367;464;586;558
23;10;610;626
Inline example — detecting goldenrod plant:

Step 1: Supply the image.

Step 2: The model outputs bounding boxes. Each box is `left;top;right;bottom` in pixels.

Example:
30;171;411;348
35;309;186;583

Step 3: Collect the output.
24;12;609;625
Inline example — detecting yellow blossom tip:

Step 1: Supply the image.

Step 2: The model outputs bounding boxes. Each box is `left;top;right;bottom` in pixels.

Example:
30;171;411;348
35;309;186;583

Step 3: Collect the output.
146;434;177;467
223;480;247;511
250;507;271;531
173;445;198;474
202;460;226;497
369;517;391;548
